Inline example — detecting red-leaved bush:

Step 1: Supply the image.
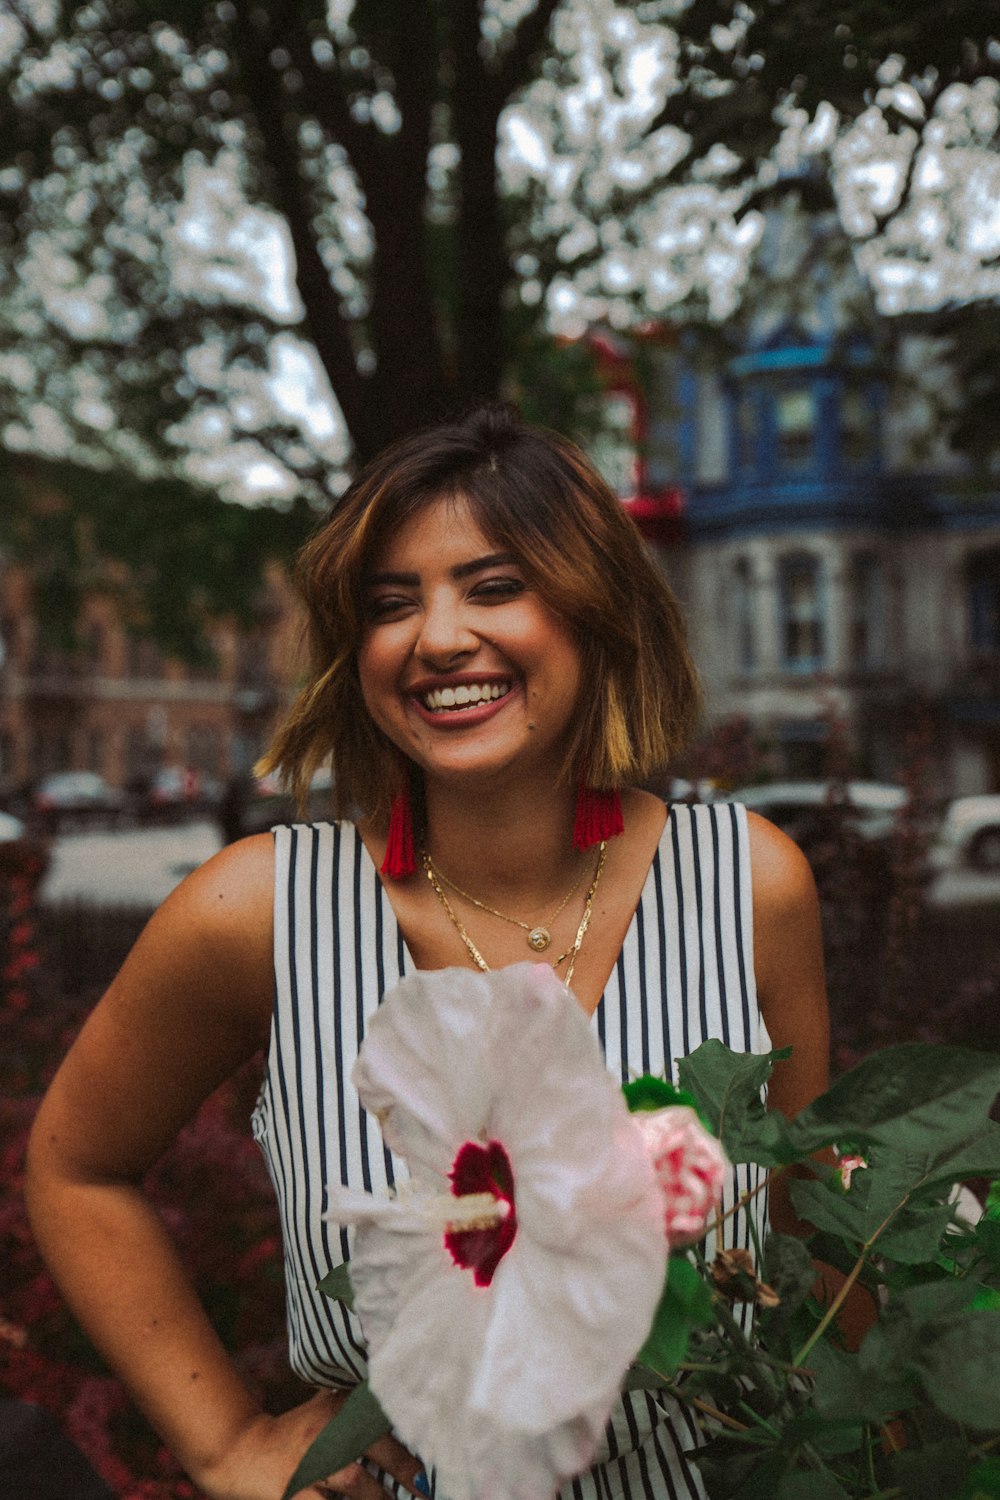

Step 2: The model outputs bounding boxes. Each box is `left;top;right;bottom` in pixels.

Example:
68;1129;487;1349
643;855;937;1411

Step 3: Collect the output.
1;858;293;1498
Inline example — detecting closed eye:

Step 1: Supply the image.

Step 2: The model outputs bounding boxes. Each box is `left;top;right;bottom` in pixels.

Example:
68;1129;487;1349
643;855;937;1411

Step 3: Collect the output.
364;593;415;621
469;575;525;602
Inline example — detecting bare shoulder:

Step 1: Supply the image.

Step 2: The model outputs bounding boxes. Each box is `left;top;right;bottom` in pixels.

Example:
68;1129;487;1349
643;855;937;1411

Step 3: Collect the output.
131;832;276;1030
745;810;818;921
157;831;275;941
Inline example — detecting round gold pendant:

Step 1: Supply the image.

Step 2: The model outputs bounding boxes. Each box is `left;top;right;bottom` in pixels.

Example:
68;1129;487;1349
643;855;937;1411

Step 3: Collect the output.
527;927;551;953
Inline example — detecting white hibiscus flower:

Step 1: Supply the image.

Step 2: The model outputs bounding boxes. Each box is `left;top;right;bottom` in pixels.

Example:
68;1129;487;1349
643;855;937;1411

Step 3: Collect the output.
325;962;668;1500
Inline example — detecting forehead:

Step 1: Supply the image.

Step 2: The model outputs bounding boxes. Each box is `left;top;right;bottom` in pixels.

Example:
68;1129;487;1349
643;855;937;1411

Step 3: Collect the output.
367;492;502;572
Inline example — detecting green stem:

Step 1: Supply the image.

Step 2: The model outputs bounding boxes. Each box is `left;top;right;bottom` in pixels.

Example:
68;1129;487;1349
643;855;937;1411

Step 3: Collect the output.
865;1421;878;1492
713;1294;756;1353
736;1401;782;1440
659;1378;751;1434
793;1195;911;1367
746;1187;766;1269
706;1170;775;1239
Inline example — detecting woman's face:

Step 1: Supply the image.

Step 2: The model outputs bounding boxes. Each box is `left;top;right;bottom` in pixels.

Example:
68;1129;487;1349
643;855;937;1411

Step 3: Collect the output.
357;493;583;794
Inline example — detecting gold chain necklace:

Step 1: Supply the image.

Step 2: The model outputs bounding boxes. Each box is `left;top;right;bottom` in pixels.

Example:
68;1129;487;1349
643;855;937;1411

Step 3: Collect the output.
424;853;588;954
422;842;608;990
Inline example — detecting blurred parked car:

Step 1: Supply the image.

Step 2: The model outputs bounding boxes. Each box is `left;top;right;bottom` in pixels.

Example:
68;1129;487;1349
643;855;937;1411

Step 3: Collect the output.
724;781;908;847
0;810;26;844
141;766;224;820
0;806;52;882
929;795;1000;874
31;771;128;831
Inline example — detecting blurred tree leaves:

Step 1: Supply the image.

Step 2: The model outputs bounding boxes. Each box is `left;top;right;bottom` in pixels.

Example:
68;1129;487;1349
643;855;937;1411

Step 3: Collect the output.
0;0;998;489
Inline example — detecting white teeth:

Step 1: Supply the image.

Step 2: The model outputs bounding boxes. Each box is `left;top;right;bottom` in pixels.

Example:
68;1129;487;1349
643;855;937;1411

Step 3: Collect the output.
422;682;510;712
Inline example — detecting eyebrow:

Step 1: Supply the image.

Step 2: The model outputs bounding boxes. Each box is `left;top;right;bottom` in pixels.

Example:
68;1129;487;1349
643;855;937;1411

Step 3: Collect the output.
364;552;520;587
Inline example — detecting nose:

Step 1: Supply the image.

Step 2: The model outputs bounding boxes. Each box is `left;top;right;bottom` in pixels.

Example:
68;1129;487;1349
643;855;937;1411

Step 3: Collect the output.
414;588;478;666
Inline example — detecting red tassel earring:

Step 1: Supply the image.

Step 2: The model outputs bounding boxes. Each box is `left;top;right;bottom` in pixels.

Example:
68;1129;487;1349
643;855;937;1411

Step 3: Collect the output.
381;782;416;879
573;784;624;850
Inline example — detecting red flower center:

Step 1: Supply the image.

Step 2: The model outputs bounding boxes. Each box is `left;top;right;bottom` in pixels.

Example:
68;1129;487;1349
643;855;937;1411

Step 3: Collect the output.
444;1139;517;1287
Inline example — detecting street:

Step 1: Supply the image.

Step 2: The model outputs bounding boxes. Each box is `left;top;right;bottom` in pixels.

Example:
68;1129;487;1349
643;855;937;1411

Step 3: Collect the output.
38;819;225;909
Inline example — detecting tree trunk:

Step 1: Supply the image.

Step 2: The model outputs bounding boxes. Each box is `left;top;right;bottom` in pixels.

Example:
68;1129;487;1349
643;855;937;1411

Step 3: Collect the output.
452;4;506;408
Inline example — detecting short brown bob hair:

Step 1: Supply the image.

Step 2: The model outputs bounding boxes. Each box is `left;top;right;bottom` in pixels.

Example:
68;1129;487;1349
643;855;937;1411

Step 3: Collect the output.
259;402;701;821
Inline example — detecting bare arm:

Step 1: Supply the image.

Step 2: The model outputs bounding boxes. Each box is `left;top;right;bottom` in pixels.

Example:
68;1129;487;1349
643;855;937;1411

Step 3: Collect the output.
748;812;831;1233
25;835;420;1500
748;812;878;1343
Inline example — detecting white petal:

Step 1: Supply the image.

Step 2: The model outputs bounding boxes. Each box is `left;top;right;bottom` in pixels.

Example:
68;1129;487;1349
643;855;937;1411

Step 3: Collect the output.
352;966;521;1173
336;964;669;1500
471;1114;664;1432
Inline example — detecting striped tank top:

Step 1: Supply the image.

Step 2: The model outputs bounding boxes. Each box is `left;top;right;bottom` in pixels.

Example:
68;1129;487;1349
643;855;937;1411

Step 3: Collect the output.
252;802;770;1500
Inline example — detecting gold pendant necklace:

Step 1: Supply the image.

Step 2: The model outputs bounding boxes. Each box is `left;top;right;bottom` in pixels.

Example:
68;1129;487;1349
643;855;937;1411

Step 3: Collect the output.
422;842;608;989
423;852;588;954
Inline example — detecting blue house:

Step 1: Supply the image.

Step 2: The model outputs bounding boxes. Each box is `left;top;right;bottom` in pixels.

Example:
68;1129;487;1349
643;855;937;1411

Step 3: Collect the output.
603;315;1000;793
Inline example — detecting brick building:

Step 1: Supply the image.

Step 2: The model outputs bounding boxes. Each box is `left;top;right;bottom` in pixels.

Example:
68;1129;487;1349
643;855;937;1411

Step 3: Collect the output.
0;470;306;797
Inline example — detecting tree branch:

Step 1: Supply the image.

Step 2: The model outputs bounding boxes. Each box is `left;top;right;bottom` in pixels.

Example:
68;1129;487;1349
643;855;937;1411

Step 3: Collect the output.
228;9;379;458
496;0;563;104
386;0;436;183
277;25;387;197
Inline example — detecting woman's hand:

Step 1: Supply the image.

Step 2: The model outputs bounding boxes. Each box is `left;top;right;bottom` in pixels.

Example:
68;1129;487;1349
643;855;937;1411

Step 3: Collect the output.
197;1389;426;1500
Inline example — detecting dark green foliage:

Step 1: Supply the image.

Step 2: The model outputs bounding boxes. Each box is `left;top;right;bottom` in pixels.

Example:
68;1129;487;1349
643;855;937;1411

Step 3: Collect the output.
2;0;997;484
1;450;315;660
662;1039;1000;1496
295;1038;1000;1499
665;0;1000;170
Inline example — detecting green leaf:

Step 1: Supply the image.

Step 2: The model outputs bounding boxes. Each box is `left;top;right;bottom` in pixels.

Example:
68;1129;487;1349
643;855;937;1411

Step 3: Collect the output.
763;1233;816;1312
874;1199;957;1265
794;1131;991;1264
976;1218;1000;1269
958;1456;1000;1500
317;1262;355;1308
888;1275;987;1326
789;1045;1000;1158
789;1177;868;1247
914;1310;1000;1430
810;1336;918;1423
623;1074;699;1114
692;1436;773;1500
914;1121;1000;1193
280;1382;391;1500
888;1438;972;1500
776;1472;851;1500
677;1040;795;1164
732;1452;796;1500
635;1254;715;1379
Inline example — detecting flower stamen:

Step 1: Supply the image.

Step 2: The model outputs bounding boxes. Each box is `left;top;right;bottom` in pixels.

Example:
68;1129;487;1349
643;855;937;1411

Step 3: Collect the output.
445;1139;517;1286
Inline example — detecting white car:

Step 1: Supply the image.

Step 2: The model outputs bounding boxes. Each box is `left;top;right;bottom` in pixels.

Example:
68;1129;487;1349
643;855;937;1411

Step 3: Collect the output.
930;795;1000;873
0;810;26;843
724;781;908;845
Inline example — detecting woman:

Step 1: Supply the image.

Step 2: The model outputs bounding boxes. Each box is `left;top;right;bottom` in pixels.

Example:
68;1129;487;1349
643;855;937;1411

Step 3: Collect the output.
26;404;828;1500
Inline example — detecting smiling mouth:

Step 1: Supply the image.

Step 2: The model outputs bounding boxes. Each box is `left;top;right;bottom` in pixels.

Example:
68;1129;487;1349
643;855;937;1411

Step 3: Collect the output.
420;681;512;713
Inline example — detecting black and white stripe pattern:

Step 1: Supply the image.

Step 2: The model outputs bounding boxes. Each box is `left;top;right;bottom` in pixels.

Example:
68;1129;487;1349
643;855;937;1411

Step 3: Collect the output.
252;803;770;1500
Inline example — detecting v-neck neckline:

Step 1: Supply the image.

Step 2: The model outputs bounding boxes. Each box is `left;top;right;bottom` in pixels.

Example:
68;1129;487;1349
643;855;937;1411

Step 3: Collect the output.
359;814;672;1022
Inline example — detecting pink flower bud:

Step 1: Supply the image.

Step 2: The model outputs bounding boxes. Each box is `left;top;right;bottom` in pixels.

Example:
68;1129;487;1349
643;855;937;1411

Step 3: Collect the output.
634;1105;729;1248
835;1153;867;1191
